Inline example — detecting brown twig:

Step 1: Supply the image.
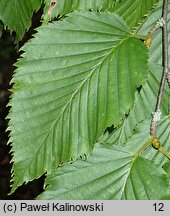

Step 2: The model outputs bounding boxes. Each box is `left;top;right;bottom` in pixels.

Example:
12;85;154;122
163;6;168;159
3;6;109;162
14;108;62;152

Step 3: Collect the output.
150;0;169;138
144;18;165;48
149;18;165;37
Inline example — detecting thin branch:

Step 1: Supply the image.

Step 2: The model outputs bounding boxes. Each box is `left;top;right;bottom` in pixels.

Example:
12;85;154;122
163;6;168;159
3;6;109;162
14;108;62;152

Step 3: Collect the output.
163;0;169;86
149;18;165;37
150;0;169;138
143;18;165;48
134;19;164;48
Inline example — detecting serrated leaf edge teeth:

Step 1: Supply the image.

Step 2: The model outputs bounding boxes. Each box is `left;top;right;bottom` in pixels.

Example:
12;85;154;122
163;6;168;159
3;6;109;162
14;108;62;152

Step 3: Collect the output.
133;0;160;33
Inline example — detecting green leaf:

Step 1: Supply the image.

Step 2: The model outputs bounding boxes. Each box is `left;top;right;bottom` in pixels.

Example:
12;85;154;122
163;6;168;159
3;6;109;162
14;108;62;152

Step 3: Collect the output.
0;0;42;41
122;157;169;200
43;0;120;21
111;0;158;28
8;12;148;192
137;0;170;65
163;161;170;179
0;21;3;38
162;161;170;199
102;62;169;146
37;118;170;200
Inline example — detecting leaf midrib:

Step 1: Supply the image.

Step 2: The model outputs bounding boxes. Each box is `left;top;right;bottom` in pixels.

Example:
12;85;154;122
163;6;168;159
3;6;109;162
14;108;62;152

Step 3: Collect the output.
25;34;132;172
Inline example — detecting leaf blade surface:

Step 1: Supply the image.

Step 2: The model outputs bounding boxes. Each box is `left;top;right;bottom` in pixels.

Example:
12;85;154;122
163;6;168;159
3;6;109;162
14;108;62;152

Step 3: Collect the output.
38;118;170;200
9;12;148;192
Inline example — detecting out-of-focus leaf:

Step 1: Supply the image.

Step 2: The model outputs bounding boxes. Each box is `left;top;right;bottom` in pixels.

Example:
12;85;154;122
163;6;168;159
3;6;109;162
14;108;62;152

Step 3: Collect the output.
0;0;42;41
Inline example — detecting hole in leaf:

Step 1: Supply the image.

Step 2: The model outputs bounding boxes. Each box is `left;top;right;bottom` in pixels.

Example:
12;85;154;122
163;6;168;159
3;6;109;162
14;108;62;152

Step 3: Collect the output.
137;85;143;93
104;125;115;134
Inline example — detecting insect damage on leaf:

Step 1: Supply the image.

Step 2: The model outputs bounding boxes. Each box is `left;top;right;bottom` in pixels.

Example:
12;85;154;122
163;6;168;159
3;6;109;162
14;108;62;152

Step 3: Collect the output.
48;0;58;20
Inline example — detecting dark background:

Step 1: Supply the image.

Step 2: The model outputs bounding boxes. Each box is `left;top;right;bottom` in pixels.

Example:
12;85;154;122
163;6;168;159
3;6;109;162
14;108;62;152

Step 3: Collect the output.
0;7;45;200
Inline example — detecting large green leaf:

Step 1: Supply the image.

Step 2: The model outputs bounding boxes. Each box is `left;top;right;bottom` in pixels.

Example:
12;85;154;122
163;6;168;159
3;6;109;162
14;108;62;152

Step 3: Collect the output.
43;0;120;21
8;12;148;192
111;0;158;28
0;0;42;41
138;0;170;65
38;117;170;200
102;62;169;146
